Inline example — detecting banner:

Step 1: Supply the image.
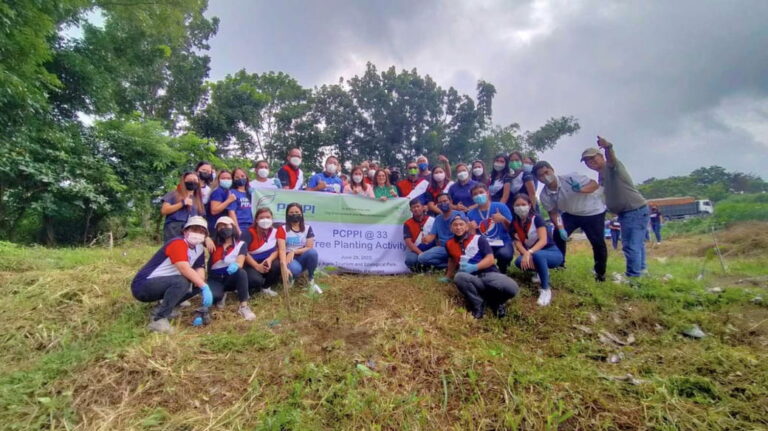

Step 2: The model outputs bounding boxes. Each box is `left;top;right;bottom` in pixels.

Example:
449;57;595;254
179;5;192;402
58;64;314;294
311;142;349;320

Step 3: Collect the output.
251;189;412;274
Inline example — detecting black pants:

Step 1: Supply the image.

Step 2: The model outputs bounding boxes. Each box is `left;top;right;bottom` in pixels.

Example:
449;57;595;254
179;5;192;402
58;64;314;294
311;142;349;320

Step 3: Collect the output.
454;272;519;316
208;269;249;304
131;275;198;320
245;264;282;294
554;211;607;277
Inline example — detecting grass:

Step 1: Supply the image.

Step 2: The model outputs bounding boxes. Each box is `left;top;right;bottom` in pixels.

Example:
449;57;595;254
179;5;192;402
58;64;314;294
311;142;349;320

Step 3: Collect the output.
0;228;767;430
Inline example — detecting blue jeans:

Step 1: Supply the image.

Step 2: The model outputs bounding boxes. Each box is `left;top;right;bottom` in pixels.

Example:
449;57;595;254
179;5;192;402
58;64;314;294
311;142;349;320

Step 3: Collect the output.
287;248;319;280
618;206;649;277
651;222;662;242
405;250;420;271
610;229;620;249
514;245;563;289
417;245;448;269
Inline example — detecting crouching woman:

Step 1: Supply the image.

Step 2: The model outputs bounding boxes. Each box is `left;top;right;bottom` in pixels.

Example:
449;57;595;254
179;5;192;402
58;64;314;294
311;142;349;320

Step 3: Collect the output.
207;216;255;320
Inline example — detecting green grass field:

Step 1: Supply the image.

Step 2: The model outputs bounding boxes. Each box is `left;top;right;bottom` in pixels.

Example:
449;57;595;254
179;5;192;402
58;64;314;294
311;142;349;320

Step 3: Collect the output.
1;225;767;430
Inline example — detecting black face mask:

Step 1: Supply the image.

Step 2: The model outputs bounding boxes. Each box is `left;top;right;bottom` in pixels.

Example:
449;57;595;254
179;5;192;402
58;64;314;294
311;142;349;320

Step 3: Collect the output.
233;178;247;188
217;227;234;242
184;181;198;191
286;214;302;223
198;171;212;183
454;232;467;242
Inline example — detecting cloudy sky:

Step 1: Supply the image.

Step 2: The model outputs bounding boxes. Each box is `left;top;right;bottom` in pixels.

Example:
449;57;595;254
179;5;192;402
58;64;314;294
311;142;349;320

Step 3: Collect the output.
204;0;768;181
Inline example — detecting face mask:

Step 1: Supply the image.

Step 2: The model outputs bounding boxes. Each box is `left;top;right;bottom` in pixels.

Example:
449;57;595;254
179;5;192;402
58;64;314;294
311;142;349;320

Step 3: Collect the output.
509;160;523;171
257;218;273;229
198;172;212;183
433;172;445;182
514;205;530;218
352;174;363;183
438;202;451;213
472;193;488;205
523;163;533;173
457;171;469;181
472;167;483;177
418;163;428;171
290;157;301;167
257;168;269;179
216;227;234;241
368;170;375;179
453;232;467;242
326;164;337;174
543;174;556;185
219;179;232;189
287;213;302;223
493;162;506;172
408;168;419;176
185;231;205;246
184;181;198;191
233;178;247;188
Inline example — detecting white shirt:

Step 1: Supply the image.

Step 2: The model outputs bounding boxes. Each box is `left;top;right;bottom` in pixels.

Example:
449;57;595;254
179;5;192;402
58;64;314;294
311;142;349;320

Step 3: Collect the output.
201;184;212;204
539;173;606;217
250;178;281;190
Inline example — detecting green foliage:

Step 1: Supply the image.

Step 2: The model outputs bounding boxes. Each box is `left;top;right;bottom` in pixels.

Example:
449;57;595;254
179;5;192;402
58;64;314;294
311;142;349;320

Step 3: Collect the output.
639;165;768;200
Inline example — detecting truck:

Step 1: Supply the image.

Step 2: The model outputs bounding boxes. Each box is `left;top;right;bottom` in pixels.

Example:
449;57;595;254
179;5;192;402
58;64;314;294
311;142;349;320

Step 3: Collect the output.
646;196;714;220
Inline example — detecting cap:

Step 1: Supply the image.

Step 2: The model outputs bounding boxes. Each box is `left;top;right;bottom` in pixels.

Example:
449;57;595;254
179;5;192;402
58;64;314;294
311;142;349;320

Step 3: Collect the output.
183;216;208;232
215;216;235;227
580;147;602;162
449;213;470;225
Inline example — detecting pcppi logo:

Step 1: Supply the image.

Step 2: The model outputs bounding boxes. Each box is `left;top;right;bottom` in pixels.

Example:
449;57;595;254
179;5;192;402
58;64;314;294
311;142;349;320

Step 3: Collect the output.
256;193;316;214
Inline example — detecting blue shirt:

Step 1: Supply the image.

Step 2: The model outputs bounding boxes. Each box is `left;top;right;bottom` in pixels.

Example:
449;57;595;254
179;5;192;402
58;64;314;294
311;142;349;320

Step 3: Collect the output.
206;187;231;232
448;180;478;208
467;202;513;246
229;188;253;229
162;190;203;225
430;210;463;245
308;172;344;193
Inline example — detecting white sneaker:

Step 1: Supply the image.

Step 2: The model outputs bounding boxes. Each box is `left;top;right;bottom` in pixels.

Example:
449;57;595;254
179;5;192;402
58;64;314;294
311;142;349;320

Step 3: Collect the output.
216;292;228;309
261;288;278;297
178;300;192;308
147;318;174;333
531;274;541;284
238;305;256;321
308;280;323;294
536;289;552;307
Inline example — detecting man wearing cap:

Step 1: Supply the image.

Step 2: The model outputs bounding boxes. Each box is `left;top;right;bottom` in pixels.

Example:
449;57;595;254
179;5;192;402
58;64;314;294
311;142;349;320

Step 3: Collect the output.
532;160;608;282
131;216;214;333
582;136;649;278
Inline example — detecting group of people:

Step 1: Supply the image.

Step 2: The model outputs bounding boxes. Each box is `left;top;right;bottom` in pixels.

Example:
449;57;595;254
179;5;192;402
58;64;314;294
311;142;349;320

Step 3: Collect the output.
132;136;650;331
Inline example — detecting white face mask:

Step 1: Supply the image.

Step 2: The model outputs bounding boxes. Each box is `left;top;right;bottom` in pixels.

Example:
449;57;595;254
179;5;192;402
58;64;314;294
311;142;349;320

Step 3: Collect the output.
493;162;506;171
185;232;206;246
257;168;269;179
352;174;363;183
326;163;337;174
543;174;556;185
472;167;483;177
514;205;530;218
257;218;273;229
290;156;301;167
433;172;445;182
457;171;469;181
368;170;375;178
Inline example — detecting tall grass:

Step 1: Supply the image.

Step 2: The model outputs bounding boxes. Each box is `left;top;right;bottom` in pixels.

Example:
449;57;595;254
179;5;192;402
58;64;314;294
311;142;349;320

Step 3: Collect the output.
663;193;768;237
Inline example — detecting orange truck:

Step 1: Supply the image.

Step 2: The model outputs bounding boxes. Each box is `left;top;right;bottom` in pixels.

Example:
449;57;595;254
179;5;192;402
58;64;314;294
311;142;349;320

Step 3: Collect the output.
646;196;714;220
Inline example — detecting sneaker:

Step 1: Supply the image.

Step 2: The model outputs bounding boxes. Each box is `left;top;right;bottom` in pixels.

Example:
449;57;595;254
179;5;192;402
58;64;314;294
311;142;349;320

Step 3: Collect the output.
147;318;174;334
216;292;228;310
595;273;606;282
238;305;256;321
531;274;541;284
537;289;552;306
261;288;279;297
178;300;192;308
308;279;323;294
151;302;180;320
493;303;507;318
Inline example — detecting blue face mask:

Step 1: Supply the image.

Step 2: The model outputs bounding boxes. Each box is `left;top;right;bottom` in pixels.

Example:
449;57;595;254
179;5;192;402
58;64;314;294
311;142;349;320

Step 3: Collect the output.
418;163;428;171
219;179;232;189
522;163;533;173
472;193;488;205
438;202;451;213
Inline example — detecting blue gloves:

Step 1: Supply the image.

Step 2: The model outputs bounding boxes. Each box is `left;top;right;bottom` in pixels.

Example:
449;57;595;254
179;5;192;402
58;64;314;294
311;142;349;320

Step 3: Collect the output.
558;228;568;241
200;284;213;307
226;262;240;275
192;316;204;326
567;177;582;192
438;276;452;283
459;262;478;273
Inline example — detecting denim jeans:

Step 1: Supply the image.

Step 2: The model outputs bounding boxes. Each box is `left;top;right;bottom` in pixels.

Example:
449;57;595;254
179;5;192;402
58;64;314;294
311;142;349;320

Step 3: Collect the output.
514;245;563;289
287;248;319;280
651;222;662;242
610;229;620;249
417;245;448;269
618;205;649;277
405;250;421;271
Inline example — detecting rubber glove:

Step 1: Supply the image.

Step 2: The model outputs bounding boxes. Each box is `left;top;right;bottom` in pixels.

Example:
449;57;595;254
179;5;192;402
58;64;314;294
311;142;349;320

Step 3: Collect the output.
438;276;452;283
200;284;213;307
459;262;478;273
571;182;581;192
558;228;568;241
226;262;239;275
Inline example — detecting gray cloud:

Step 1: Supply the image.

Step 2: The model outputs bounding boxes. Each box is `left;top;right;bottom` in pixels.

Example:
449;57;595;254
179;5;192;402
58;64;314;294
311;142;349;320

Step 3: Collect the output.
206;0;768;180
